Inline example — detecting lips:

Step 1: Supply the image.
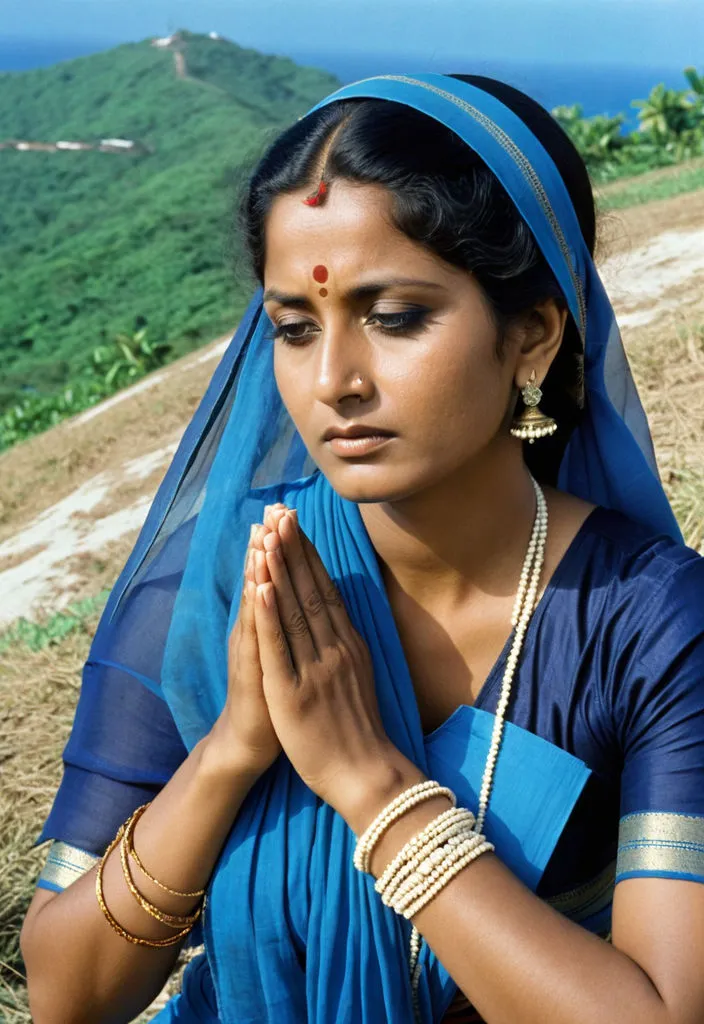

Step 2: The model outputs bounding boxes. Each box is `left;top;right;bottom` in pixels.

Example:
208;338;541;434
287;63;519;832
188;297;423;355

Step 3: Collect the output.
323;427;396;459
322;424;395;442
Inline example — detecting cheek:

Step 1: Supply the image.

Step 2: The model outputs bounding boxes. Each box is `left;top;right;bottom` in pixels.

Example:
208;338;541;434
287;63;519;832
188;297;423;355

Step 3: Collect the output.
393;331;506;435
273;350;309;431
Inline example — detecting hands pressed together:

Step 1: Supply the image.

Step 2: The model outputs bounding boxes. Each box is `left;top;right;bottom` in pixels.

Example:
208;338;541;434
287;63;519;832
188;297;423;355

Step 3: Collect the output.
219;504;423;833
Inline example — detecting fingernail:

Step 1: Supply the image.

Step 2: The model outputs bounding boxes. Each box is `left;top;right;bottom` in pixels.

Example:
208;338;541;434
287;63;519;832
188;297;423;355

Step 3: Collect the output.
261;584;274;608
249;524;257;543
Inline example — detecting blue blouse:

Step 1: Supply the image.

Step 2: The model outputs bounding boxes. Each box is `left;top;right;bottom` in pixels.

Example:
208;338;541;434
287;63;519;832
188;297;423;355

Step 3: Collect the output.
34;504;704;973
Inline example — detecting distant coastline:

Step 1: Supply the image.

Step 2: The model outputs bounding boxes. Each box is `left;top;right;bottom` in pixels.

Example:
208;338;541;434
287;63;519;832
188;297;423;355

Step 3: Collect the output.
0;37;690;134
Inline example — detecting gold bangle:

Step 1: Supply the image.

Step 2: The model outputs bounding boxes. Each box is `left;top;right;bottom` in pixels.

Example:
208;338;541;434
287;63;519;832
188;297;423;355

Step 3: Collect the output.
119;829;202;929
125;803;207;898
95;832;192;948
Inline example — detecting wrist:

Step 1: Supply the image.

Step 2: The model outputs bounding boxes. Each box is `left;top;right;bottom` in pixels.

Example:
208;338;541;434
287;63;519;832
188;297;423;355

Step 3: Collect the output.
338;747;429;837
197;718;266;788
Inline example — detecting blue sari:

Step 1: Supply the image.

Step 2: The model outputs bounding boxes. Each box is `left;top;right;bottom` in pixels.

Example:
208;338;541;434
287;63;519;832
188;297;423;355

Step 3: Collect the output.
34;75;704;1023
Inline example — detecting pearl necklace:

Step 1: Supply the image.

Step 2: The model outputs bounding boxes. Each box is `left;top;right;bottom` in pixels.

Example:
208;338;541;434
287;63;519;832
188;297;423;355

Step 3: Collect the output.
408;474;548;1020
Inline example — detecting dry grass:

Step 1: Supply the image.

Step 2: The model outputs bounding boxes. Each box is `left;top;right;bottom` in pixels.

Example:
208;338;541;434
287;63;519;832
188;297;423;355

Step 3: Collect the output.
0;617;99;1019
628;315;704;552
0;608;199;1022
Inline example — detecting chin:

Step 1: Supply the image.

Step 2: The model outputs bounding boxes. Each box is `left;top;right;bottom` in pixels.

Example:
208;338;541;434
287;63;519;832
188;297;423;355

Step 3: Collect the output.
319;460;436;505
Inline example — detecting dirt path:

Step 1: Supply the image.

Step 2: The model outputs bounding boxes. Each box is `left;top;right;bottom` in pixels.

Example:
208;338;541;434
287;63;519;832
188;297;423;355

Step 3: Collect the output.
2;187;704;628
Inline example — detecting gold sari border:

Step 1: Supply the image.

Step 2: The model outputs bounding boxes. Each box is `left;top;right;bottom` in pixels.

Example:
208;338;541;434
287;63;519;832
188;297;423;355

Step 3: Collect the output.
38;840;99;892
617;812;704;882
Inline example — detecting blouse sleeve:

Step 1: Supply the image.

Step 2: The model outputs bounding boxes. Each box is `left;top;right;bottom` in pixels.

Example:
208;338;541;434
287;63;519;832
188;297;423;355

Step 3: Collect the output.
34;660;188;890
33;522;192;898
615;553;704;885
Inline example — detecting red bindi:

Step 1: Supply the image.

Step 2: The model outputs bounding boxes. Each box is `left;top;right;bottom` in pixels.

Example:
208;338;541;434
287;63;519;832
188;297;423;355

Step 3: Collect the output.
312;265;328;284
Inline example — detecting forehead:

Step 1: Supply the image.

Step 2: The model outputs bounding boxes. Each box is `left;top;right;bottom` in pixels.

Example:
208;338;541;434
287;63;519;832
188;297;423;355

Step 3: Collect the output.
263;180;444;283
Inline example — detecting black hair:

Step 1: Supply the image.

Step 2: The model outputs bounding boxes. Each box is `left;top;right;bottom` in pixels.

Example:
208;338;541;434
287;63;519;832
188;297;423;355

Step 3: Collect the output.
240;74;596;485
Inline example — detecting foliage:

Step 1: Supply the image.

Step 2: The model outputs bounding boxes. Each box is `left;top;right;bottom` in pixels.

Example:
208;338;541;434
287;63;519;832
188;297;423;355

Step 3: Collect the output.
91;327;172;387
552;65;704;183
0;590;110;654
0;31;338;447
597;158;704;211
0;324;176;446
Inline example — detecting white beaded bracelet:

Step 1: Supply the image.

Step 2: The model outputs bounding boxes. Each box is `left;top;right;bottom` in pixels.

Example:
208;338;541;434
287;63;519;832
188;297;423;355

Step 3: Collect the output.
391;831;487;913
401;840;495;920
377;811;476;905
382;824;480;908
374;806;473;898
353;781;456;874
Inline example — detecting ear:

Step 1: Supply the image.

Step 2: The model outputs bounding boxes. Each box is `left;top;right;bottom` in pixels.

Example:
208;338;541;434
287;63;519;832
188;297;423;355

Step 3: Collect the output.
511;298;568;385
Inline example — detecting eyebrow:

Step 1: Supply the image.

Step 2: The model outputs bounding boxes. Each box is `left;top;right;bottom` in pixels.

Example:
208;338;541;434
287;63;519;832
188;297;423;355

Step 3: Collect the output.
262;277;445;306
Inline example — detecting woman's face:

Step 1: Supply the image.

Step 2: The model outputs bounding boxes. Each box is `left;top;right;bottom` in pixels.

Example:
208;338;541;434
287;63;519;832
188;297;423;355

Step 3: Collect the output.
263;180;522;504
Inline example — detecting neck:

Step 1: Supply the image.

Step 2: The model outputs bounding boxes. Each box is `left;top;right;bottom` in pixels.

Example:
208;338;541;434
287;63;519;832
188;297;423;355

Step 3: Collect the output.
359;446;543;613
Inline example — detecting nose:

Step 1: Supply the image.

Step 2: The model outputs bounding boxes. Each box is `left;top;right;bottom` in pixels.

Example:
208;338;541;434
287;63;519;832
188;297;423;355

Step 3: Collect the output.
312;328;375;409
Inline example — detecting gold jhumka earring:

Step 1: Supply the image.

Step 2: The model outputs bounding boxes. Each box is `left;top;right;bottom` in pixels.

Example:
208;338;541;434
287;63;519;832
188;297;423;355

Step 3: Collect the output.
509;369;558;444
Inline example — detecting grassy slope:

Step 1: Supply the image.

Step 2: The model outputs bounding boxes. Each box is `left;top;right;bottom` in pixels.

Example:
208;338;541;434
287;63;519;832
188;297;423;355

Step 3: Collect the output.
597;155;704;210
0;33;338;409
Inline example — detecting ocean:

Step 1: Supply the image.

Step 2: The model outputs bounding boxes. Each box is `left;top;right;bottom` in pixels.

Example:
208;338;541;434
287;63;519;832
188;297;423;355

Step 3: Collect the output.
0;38;691;135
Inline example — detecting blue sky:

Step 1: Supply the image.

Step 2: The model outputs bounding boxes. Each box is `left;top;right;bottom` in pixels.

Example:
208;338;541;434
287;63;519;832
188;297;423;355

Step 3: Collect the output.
5;0;703;69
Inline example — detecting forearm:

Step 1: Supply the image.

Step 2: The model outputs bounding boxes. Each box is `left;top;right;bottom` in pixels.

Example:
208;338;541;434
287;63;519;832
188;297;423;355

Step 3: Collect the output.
349;755;670;1024
399;847;666;1024
22;720;259;1024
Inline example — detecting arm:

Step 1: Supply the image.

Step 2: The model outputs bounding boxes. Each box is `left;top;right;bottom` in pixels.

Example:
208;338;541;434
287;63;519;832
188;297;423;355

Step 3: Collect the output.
22;522;280;1024
348;758;704;1024
21;722;259;1024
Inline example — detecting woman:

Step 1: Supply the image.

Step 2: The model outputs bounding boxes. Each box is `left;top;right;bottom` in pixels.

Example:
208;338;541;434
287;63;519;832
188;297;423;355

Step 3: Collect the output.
21;73;704;1024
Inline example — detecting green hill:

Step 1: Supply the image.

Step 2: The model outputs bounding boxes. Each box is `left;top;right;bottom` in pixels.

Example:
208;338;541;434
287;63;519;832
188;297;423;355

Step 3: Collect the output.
0;31;339;415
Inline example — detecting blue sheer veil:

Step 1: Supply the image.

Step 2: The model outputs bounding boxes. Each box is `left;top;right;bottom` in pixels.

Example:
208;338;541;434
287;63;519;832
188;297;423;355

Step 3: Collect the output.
88;75;682;1021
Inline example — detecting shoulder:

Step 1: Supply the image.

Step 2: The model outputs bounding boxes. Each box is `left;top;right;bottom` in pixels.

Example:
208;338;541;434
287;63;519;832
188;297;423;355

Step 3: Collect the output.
579;508;704;736
572;502;703;631
546;498;704;705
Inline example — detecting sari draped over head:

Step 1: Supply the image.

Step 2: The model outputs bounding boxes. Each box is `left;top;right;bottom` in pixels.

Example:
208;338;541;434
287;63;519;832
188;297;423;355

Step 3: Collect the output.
35;74;688;1023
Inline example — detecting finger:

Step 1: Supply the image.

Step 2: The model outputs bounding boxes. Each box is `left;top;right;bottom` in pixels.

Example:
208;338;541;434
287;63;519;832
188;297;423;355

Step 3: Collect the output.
280;510;352;642
273;509;340;652
250;523;269;552
263;504;287;533
245;546;255;584
254;549;271;586
254;582;296;684
238;579;262;674
234;529;257;630
262;538;320;669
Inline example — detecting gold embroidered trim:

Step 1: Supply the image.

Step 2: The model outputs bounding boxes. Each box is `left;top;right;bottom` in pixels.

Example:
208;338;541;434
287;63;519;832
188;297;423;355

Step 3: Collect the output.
617;812;704;879
546;859;615;922
38;840;99;890
375;75;588;341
